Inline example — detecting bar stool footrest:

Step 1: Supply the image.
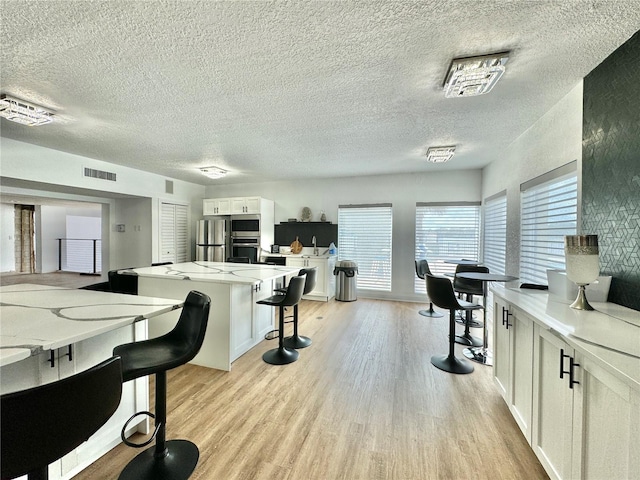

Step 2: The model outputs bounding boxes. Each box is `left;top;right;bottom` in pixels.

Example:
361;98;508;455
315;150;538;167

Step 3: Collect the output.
121;411;160;448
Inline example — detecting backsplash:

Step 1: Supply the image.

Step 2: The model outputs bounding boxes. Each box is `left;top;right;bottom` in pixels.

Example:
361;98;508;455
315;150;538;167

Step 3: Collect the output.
582;31;640;311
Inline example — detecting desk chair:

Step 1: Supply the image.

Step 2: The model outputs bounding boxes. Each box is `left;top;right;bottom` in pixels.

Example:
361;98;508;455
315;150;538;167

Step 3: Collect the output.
113;290;210;480
415;260;443;318
1;357;123;480
257;275;306;365
426;273;482;374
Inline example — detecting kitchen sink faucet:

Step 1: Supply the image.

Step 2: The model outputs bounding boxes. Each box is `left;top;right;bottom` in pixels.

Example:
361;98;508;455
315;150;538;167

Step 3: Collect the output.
312;236;318;255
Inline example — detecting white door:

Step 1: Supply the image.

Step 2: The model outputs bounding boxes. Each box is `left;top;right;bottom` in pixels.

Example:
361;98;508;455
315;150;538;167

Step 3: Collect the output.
160;202;189;264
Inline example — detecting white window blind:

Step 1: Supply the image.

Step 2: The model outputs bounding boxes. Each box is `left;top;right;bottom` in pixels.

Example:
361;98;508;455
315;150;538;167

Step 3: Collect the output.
415;203;480;292
483;193;507;275
520;167;577;285
338;204;392;292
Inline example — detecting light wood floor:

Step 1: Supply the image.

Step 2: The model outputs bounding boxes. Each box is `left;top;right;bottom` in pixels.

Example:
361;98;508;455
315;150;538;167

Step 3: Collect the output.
0;271;101;289
71;297;547;480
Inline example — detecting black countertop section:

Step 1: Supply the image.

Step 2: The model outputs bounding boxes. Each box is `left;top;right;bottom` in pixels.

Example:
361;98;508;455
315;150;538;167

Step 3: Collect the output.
274;222;337;248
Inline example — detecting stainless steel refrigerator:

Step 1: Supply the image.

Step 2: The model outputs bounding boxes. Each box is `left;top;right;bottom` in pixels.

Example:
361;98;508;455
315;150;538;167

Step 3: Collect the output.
196;219;227;262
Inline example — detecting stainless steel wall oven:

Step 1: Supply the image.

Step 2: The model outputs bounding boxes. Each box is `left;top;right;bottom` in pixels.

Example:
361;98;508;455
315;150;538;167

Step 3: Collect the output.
230;236;260;263
230;215;260;238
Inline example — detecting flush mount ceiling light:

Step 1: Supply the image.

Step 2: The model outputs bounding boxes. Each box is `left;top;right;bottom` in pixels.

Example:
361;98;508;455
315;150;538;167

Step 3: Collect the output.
199;166;227;179
443;52;509;98
0;94;54;126
425;146;456;163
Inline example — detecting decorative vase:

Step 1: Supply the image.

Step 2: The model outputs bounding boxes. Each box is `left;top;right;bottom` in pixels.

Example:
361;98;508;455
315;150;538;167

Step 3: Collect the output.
564;235;599;310
320;211;326;222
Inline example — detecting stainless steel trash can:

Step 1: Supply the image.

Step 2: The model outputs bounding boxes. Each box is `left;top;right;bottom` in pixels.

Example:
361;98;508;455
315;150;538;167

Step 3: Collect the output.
334;260;358;302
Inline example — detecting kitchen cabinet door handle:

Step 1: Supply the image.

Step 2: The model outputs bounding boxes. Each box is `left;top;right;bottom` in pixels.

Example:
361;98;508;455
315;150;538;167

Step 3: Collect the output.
502;307;513;329
49;350;56;368
569;358;580;389
559;348;572;381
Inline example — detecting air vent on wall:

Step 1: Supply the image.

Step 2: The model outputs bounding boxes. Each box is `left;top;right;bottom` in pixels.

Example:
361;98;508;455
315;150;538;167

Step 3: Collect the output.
165;180;174;194
84;167;117;181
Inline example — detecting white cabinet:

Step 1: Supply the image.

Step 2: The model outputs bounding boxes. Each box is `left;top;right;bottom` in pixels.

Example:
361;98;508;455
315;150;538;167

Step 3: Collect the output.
571;353;640;479
493;297;534;442
493;288;640;480
531;326;575;480
230;196;261;214
204;196;267;216
203;198;231;216
285;256;336;301
0;324;147;480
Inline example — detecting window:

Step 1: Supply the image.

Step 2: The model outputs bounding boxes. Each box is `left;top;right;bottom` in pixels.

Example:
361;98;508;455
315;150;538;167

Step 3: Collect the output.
483;193;507;275
415;203;481;292
520;163;577;285
338;204;392;291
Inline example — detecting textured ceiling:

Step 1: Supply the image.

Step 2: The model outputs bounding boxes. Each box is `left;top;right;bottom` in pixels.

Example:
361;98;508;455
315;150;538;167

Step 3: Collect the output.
1;1;639;186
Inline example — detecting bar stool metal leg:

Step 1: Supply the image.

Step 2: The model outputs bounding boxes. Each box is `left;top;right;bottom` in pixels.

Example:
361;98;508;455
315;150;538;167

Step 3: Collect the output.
283;304;312;349
119;372;199;480
431;310;474;374
263;305;299;365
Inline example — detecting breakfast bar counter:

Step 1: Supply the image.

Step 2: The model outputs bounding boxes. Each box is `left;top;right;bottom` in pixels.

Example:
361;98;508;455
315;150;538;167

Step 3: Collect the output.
0;284;184;480
120;261;300;371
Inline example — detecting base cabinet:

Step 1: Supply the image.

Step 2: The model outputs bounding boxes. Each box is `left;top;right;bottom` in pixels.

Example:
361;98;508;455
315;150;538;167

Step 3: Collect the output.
0;324;148;480
495;290;640;480
493;297;534;442
531;326;575;480
285;256;336;301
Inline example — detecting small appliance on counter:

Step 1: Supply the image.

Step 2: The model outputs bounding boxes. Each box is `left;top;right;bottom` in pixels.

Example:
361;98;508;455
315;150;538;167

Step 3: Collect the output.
270;244;280;254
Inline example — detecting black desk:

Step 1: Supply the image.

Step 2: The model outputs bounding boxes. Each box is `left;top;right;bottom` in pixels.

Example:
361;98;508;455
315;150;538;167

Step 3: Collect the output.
455;272;518;366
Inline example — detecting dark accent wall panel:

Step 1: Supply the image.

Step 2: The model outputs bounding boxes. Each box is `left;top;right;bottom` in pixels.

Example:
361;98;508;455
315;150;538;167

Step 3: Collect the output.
582;31;640;311
274;222;338;248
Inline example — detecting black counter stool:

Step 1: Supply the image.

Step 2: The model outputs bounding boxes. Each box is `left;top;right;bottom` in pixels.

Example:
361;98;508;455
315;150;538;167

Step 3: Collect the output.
415;260;443;318
227;256;251;263
257;274;306;365
113;290;211;480
1;356;123;480
453;265;487;347
283;267;317;349
426;273;482;374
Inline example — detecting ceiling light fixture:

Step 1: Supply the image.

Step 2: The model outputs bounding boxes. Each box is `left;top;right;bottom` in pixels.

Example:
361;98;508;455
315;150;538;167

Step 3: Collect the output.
425;146;456;163
199;166;227;179
0;94;54;126
443;52;509;98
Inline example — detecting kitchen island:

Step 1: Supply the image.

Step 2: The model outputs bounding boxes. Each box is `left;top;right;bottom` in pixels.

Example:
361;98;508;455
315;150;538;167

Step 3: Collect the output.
0;284;183;480
120;261;300;371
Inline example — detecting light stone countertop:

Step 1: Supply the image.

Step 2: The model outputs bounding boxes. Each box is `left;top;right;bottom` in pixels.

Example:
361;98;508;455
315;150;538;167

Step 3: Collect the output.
0;284;183;366
120;261;300;285
491;284;640;391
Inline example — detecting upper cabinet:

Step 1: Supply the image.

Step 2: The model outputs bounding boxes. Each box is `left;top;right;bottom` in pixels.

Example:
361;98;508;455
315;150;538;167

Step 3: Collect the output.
203;198;231;216
204;196;264;216
230;196;261;214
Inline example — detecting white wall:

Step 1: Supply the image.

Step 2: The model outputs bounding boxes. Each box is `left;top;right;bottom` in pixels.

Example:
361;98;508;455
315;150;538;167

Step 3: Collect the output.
36;206;67;273
0;203;15;272
206;170;483;301
113;197;153;269
1;138;205;271
482;82;584;278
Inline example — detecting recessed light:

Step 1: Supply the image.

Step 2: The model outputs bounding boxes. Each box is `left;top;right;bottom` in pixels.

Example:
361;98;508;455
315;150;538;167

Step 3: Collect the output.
443;52;509;98
0;94;54;126
199;166;227;179
426;146;456;163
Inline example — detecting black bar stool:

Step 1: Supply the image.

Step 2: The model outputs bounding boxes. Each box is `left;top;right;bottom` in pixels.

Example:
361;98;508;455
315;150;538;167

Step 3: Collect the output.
453;265;487;347
113;290;211;480
426;273;482;374
415;260;444;318
283;267;317;349
1;356;123;480
257;274;306;365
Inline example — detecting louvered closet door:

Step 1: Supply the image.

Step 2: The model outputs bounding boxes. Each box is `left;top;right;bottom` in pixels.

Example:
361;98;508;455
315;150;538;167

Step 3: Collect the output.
160;202;189;264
